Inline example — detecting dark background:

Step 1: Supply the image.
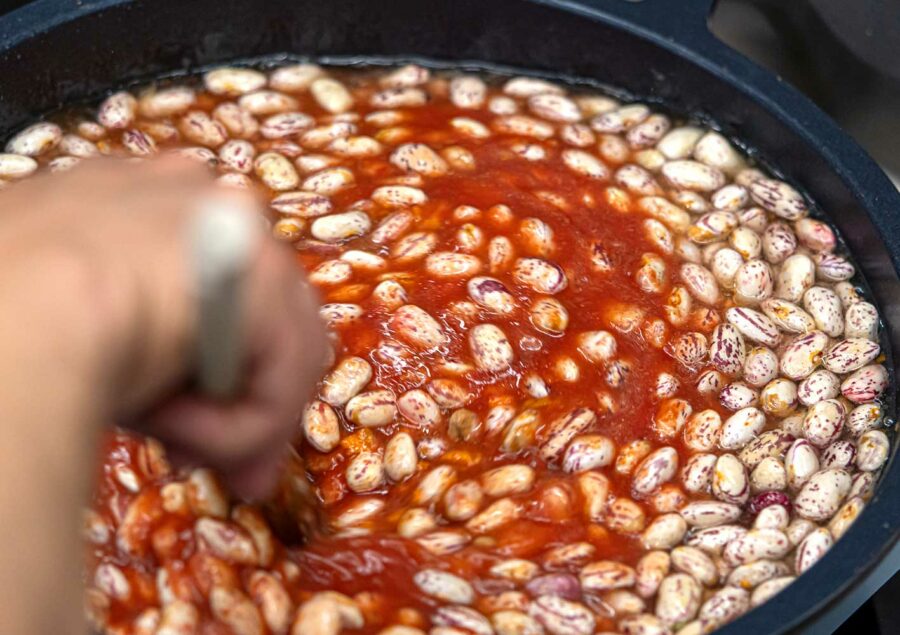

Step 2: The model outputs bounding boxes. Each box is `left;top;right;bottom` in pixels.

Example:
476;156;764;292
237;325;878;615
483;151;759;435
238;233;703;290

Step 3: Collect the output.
0;0;896;631
710;0;900;186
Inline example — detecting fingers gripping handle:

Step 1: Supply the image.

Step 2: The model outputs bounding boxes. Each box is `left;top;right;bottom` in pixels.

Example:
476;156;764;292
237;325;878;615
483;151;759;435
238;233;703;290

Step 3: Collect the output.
191;197;261;398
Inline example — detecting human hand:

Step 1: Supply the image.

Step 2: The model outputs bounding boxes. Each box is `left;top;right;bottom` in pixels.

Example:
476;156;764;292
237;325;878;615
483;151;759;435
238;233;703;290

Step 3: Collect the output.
0;157;327;498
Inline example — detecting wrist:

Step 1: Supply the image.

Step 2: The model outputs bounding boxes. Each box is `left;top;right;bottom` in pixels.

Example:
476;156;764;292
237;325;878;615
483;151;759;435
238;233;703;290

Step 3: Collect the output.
0;245;118;635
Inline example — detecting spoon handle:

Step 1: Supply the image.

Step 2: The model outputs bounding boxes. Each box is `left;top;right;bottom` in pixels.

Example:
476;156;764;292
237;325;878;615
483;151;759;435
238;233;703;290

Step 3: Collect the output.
191;199;259;398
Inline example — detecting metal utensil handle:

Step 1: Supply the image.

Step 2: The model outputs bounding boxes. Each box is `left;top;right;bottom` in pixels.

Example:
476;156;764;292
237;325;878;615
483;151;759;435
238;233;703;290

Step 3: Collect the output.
192;199;259;398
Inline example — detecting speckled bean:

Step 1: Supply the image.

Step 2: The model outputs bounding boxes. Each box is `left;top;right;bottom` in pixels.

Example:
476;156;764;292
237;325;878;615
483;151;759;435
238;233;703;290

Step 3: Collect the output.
776;254;816;302
719;407;766;450
679;501;742;528
321;357;372;406
779;331;829;380
794;468;851;521
856;430;890;472
748;177;807;220
841;364;888;403
794;528;833;574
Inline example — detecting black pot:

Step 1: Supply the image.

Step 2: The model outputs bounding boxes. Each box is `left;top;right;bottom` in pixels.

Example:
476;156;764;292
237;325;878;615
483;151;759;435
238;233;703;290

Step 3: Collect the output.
0;1;897;632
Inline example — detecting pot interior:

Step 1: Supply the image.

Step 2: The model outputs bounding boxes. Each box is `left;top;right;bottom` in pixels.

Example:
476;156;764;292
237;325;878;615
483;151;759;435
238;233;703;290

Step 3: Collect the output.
1;1;898;632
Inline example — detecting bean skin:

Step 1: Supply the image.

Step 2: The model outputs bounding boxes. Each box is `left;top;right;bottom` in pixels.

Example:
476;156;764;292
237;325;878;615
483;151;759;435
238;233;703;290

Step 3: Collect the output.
54;65;895;634
469;324;516;372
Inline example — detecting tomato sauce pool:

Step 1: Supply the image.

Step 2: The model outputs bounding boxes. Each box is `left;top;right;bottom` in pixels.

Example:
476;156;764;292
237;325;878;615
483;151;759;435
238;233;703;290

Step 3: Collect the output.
79;66;750;634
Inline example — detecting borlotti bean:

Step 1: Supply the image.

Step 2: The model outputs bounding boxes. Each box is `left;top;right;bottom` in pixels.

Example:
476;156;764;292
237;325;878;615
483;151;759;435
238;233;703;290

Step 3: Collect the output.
27;63;887;634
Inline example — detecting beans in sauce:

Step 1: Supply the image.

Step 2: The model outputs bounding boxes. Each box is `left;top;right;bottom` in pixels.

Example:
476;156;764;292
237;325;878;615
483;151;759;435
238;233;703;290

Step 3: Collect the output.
2;62;891;635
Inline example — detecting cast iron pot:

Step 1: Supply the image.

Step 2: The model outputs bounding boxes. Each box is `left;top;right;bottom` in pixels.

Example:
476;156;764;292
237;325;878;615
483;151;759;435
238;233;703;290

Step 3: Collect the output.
0;0;897;632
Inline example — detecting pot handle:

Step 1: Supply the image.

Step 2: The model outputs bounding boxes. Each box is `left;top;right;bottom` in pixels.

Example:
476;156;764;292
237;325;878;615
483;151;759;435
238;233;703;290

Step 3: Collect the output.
568;0;720;48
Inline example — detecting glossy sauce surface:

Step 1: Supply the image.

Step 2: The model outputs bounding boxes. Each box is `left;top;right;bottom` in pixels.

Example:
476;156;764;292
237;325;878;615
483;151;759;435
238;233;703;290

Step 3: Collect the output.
77;68;762;633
